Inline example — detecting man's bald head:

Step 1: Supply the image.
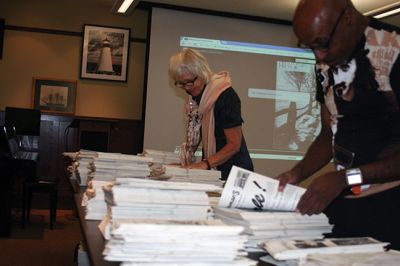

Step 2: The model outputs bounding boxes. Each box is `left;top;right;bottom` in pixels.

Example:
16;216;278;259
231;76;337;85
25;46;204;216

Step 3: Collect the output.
292;0;368;65
293;0;348;44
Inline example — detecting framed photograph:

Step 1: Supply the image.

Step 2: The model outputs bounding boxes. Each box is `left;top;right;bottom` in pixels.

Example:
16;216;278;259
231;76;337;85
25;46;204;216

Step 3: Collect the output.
80;24;131;82
32;77;77;115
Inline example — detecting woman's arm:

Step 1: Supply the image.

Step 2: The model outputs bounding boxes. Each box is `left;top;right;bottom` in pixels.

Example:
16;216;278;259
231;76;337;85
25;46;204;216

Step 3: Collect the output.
188;126;242;170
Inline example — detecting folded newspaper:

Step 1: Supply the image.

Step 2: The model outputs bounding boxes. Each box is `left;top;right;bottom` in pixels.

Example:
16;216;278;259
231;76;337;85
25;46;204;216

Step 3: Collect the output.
262;237;389;261
219;166;305;211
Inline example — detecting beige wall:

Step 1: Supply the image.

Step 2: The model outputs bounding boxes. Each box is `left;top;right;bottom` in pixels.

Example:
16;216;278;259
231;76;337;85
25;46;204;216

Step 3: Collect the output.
0;0;148;120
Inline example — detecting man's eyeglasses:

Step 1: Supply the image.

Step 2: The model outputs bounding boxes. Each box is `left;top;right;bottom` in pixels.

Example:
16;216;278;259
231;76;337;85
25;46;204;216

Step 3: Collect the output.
298;8;346;51
175;76;198;88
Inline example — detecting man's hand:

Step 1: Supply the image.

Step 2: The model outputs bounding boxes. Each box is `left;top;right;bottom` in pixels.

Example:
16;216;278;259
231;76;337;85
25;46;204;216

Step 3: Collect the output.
277;169;303;192
297;171;347;215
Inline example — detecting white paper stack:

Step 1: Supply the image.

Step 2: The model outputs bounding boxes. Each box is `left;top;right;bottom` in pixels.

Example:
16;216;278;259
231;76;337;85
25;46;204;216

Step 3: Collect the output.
214;207;332;251
89;152;153;181
83;180;114;220
262;237;389;261
70;151;153;220
64;150;96;186
75;158;92;185
300;249;400;265
103;222;257;266
164;165;223;186
104;178;222;222
140;149;181;165
217;166;332;251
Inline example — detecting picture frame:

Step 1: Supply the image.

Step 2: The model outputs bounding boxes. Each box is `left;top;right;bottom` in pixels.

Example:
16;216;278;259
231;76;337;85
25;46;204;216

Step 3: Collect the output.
80;24;131;82
31;77;77;115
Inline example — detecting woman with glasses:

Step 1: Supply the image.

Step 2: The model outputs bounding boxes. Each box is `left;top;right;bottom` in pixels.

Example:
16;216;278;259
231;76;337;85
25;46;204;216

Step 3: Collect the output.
168;48;253;180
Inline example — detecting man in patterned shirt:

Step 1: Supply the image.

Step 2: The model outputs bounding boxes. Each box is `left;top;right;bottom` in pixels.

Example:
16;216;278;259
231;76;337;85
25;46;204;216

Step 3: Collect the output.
277;0;400;250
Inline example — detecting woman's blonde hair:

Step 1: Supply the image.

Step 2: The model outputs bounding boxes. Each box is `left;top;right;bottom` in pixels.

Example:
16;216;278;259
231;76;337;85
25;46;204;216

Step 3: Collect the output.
168;48;213;86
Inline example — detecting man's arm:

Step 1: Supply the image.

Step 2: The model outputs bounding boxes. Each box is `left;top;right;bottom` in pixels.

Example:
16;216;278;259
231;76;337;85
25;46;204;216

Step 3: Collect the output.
278;104;333;190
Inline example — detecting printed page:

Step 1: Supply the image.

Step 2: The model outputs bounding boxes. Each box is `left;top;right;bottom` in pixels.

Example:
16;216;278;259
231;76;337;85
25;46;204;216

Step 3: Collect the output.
219;166;305;211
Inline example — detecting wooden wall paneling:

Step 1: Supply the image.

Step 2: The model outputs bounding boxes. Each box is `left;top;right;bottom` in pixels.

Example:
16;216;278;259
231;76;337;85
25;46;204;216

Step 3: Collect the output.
108;120;144;155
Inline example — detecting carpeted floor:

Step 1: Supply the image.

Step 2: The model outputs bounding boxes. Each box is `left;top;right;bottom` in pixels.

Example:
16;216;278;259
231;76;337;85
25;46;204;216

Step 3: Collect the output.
0;209;82;266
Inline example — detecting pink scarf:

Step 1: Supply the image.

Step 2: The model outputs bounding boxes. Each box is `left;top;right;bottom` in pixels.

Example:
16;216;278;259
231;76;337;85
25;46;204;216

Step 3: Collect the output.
182;71;232;165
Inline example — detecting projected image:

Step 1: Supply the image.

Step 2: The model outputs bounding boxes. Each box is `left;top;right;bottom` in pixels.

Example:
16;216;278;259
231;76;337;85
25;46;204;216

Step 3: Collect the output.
177;36;320;159
273;61;319;152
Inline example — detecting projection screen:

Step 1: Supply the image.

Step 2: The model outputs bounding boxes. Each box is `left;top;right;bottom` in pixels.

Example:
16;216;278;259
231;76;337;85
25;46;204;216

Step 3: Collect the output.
144;8;318;177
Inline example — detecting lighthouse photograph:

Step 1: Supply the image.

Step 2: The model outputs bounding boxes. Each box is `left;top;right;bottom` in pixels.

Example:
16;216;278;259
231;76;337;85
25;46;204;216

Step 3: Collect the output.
80;25;131;82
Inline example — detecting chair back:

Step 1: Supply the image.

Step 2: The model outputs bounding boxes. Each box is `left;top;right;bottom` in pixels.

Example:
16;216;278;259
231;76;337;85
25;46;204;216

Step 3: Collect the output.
2;125;39;161
0;125;11;158
2;126;20;158
5;107;41;151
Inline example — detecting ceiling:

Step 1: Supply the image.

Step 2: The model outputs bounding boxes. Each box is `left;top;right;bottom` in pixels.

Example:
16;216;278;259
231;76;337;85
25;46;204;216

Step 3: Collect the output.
93;0;400;25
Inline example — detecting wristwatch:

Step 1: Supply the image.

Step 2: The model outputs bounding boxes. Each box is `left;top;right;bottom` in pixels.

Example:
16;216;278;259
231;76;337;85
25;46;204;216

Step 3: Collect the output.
345;168;363;186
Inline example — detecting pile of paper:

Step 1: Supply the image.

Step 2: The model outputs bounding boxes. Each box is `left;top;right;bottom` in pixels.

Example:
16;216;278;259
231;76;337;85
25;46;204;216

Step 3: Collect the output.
88;152;153;181
104;178;222;222
140;148;181;165
262;237;389;261
298;249;400;265
64;150;96;186
217;166;332;251
65;150;154;220
64;150;153;185
149;164;223;186
103;222;257;266
82;180;113;220
214;207;332;251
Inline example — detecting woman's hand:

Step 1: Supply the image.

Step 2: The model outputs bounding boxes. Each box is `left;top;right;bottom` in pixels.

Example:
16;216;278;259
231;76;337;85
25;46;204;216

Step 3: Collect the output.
186;160;210;170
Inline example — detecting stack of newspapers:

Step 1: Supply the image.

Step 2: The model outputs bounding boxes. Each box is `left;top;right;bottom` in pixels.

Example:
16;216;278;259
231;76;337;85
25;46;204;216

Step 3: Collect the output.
140;148;181;164
64;150;97;186
164;165;223;186
148;163;223;186
64;150;153;186
101;178;257;265
261;237;390;263
82;180;113;220
214;207;332;251
68;151;153;220
88;152;152;181
103;177;222;223
103;221;257;266
216;166;332;251
140;149;223;188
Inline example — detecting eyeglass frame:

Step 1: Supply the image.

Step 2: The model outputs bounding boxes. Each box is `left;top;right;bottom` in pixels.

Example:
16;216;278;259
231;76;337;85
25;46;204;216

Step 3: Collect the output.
174;76;198;88
298;8;346;51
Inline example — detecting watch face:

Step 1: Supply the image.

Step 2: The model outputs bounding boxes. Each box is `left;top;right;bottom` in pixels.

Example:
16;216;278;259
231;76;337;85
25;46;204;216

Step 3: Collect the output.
346;168;362;185
347;174;362;185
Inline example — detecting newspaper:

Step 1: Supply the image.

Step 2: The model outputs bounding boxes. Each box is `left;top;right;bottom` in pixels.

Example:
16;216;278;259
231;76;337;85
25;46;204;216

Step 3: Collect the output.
262;237;389;261
219;166;305;211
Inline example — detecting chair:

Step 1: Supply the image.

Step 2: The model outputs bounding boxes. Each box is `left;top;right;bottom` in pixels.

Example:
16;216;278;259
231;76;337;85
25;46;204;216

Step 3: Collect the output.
22;175;59;229
0;125;19;236
5;106;41;152
4;107;58;229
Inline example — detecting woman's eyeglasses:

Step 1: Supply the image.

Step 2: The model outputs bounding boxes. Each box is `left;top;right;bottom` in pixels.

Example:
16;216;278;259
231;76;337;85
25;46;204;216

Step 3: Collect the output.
175;77;198;88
